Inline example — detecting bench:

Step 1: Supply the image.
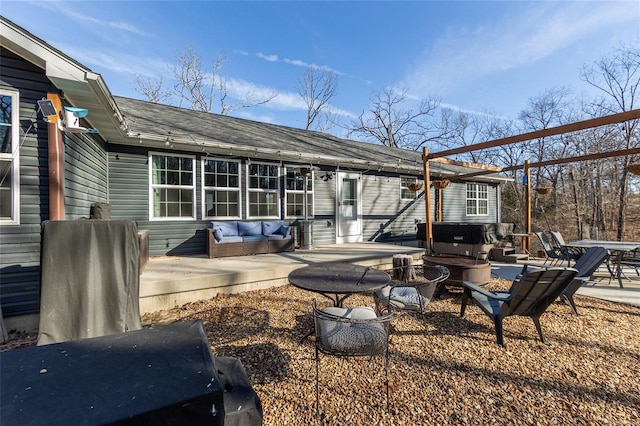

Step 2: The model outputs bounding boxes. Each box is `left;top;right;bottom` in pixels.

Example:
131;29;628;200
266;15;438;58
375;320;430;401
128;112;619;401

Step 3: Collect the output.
207;220;294;258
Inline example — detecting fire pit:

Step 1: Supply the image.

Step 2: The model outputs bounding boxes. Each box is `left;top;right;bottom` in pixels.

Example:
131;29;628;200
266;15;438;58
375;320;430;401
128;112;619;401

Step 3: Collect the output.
423;254;492;297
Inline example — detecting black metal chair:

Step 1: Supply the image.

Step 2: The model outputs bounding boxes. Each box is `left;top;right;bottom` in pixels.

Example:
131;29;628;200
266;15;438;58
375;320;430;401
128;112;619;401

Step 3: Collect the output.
535;231;574;266
312;300;394;418
374;264;450;315
550;231;583;265
460;267;579;347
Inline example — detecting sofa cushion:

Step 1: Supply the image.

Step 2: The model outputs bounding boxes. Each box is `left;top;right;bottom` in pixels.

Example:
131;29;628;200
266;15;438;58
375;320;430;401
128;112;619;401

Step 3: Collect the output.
211;221;239;238
242;235;268;242
238;221;263;236
267;234;286;241
219;236;243;243
277;224;291;237
262;221;284;235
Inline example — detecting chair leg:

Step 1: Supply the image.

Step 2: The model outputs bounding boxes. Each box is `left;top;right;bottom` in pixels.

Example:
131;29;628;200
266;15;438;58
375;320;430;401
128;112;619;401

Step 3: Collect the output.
315;346;320;419
385;347;390;413
460;289;469;317
532;316;548;344
493;315;505;347
560;293;579;315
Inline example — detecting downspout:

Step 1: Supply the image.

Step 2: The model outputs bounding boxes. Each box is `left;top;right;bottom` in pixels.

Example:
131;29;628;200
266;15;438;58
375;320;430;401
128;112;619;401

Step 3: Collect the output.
47;93;64;220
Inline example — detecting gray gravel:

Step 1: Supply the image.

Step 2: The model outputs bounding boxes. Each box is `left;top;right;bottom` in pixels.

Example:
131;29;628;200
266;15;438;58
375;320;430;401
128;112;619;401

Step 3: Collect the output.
141;278;640;426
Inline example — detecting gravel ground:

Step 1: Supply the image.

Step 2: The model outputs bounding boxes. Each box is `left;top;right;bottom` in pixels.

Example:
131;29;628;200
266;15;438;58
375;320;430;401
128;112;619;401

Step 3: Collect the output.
3;277;639;425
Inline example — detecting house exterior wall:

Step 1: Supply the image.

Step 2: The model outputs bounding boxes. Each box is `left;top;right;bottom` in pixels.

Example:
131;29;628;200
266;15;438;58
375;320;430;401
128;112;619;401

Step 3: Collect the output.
441;181;500;223
0;47;53;317
64;132;108;218
0;48;108;318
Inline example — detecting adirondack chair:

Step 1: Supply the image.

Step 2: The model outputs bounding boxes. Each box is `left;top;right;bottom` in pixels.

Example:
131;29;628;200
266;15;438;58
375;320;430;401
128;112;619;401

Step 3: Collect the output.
559;246;610;314
460;267;579;347
520;247;610;315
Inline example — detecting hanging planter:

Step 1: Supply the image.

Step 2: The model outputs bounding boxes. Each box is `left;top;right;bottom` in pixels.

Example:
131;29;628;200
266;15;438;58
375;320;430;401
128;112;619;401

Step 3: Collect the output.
407;182;424;192
535;187;553;195
627;163;640;176
432;179;449;190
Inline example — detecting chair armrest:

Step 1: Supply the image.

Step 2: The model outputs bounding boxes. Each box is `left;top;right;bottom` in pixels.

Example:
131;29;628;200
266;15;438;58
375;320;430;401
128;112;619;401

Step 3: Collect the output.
462;281;510;301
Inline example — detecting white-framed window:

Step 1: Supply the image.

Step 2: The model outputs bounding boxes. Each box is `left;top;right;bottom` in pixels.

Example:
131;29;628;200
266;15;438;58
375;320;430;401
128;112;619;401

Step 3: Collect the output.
247;162;280;218
400;176;418;200
285;166;314;218
149;152;195;220
202;158;241;219
0;90;20;225
466;183;489;216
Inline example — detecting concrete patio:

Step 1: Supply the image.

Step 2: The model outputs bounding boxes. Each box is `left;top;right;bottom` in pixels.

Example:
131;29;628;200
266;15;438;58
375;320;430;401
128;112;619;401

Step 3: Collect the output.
139;242;640;314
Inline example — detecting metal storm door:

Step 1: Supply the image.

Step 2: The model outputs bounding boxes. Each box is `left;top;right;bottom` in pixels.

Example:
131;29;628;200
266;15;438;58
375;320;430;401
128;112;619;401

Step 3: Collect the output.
336;172;362;242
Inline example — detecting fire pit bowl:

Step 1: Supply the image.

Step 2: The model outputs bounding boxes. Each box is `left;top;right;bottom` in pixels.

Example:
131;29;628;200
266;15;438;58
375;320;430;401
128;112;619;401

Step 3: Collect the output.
423;254;492;296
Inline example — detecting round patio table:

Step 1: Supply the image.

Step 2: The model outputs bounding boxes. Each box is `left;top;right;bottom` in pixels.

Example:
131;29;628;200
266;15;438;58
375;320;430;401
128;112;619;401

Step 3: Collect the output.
288;263;391;307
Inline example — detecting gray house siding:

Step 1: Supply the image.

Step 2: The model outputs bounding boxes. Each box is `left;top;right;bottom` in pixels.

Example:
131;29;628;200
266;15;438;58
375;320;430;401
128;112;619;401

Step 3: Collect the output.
361;173;430;241
64;132;108;218
0;48;109;317
0;48;54;316
441;181;500;223
310;169;336;245
107;148;208;257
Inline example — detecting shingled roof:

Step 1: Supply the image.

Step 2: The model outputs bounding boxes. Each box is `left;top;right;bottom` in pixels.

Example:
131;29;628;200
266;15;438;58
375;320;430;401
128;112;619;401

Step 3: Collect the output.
115;96;508;182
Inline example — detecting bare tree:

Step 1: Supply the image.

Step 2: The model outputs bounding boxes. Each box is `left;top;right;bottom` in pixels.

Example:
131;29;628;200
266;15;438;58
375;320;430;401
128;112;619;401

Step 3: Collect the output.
133;75;171;104
347;87;446;150
135;46;277;115
297;68;338;131
582;45;640;240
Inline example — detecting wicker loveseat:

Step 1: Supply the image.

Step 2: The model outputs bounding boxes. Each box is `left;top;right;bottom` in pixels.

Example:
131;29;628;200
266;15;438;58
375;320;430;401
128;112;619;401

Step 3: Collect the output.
207;220;294;258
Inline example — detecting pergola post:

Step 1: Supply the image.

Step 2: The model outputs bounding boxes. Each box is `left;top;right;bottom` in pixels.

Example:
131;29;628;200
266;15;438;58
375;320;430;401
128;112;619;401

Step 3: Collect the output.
524;160;531;253
422;147;432;253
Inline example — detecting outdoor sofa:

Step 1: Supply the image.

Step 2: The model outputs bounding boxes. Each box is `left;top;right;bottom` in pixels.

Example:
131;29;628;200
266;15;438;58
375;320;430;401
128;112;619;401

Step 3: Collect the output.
207;220;294;258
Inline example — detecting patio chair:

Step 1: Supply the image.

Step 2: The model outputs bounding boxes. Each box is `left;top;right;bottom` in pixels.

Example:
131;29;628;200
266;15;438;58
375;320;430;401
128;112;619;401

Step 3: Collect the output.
374;264;450;315
550;231;583;265
312;300;394;417
460;267;579;347
534;232;574;266
519;247;609;315
560;246;610;314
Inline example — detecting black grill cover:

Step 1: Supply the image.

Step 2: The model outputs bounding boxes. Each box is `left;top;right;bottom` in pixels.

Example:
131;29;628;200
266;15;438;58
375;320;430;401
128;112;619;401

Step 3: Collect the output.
38;220;141;345
1;321;229;426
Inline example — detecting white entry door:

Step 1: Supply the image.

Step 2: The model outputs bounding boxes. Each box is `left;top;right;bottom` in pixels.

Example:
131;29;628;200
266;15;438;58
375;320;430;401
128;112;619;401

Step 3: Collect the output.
336;172;362;243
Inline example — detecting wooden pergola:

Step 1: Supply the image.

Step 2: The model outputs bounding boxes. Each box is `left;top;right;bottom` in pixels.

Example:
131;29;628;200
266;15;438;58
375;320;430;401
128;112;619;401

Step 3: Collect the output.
421;109;640;253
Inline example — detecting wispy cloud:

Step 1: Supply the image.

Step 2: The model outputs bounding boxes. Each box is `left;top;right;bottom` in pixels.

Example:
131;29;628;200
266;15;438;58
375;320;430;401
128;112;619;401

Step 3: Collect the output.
402;2;636;97
256;53;278;62
35;1;151;37
223;76;355;119
60;44;169;77
283;58;343;75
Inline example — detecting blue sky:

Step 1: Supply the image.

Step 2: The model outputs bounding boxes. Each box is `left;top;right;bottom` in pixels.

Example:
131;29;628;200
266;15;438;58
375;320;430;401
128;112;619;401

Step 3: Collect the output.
3;1;639;137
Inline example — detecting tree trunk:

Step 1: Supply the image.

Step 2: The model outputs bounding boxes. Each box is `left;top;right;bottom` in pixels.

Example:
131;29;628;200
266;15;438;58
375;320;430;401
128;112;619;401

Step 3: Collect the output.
392;254;416;283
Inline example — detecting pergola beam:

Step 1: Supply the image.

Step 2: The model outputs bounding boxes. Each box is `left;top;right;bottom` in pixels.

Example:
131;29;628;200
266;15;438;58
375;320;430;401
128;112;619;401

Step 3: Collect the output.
449;147;640;181
426;109;640;160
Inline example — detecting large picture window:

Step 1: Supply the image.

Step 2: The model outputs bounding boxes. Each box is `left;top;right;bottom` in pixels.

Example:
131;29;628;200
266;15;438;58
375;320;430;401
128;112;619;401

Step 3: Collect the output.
203;158;240;218
247;162;279;218
0;90;19;225
149;153;195;220
466;183;488;216
285;166;313;218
